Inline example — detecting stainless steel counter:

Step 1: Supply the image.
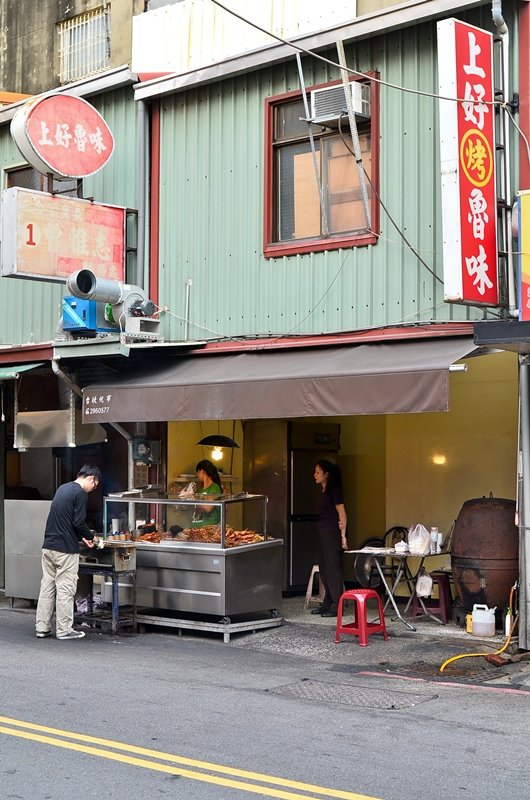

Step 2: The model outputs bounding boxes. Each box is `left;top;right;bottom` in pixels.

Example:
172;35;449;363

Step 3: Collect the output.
139;538;283;616
102;538;284;617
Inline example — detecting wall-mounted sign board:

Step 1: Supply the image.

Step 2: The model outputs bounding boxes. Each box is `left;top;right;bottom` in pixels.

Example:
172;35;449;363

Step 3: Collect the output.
1;187;125;282
10;93;114;179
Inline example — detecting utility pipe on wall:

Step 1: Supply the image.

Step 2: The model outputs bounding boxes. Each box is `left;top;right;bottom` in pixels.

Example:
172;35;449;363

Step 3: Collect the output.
184;278;193;340
491;0;517;315
136;99;148;291
493;0;526;646
518;359;530;649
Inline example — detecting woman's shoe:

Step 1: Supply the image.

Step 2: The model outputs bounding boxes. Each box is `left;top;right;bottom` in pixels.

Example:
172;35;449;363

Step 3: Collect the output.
310;606;324;615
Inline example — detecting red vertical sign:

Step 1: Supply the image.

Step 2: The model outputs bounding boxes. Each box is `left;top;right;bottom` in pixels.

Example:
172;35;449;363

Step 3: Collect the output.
455;21;498;305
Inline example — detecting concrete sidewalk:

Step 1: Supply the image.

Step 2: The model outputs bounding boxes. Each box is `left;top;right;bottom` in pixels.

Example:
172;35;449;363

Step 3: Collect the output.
2;589;529;689
238;594;530;690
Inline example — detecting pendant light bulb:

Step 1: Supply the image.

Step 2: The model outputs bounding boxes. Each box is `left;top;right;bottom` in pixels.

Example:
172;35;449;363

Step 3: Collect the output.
211;446;223;462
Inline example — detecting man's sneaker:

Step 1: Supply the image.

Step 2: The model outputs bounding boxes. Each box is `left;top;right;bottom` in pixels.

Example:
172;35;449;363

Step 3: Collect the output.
36;630;52;638
56;629;86;640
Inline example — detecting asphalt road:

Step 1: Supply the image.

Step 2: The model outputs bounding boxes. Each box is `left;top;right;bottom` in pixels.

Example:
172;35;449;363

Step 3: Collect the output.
1;605;529;800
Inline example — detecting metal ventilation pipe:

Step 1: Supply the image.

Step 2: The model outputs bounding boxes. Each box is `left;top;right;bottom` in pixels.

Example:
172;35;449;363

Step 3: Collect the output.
66;269;123;305
491;0;517;315
66;269;156;320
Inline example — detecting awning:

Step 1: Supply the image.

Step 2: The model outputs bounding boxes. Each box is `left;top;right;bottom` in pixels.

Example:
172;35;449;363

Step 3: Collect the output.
82;337;482;423
0;362;44;379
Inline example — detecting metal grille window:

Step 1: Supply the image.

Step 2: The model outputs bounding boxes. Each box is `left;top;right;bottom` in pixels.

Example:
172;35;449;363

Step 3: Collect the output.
264;78;379;258
7;166;80;197
58;7;111;84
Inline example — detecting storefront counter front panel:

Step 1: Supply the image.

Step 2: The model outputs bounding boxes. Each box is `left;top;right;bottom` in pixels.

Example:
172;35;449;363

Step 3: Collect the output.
132;538;283;616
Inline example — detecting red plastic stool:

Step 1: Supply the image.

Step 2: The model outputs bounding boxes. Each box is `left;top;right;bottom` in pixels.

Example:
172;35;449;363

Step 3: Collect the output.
334;588;389;647
411;572;452;624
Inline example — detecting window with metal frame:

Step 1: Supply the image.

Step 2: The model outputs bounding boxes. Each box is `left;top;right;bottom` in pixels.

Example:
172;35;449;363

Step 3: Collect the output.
264;76;379;258
57;7;111;84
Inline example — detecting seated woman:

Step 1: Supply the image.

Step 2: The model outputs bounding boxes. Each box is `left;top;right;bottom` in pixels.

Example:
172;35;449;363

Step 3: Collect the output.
191;459;223;528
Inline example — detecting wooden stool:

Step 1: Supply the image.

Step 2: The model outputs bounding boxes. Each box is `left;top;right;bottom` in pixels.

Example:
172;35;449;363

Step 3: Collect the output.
335;588;389;647
411;572;452;624
304;564;325;609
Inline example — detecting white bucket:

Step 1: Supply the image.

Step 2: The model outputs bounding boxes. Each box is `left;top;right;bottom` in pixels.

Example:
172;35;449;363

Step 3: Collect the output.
471;604;496;637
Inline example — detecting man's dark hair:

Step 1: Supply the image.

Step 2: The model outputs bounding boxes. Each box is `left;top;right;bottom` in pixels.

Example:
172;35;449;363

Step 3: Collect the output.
77;465;102;483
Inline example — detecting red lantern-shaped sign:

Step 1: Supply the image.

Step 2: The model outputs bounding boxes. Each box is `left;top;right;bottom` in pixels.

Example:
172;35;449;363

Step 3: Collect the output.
10;93;114;180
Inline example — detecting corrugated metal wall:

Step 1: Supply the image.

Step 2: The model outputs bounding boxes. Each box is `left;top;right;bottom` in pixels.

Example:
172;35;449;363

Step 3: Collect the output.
0;87;136;346
157;7;518;340
0;6;518;346
84;89;138;208
0;122;64;346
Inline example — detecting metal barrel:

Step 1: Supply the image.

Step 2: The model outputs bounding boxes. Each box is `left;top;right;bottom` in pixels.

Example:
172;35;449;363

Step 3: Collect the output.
451;496;518;612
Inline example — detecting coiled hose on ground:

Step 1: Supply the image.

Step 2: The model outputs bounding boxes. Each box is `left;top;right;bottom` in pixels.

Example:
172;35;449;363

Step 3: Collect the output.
439;582;518;673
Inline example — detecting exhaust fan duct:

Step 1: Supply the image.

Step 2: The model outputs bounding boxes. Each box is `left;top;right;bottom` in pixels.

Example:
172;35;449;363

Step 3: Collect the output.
14;389;107;449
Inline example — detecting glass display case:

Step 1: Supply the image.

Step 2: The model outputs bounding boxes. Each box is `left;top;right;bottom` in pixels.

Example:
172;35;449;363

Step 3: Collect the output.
101;493;283;618
103;492;268;548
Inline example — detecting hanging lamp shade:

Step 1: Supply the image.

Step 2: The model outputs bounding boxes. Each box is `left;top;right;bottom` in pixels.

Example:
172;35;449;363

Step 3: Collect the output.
197;434;239;448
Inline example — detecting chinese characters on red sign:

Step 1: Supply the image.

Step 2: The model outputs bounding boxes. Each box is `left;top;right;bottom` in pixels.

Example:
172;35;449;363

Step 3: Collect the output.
438;19;498;306
1;188;125;282
11;93;114;179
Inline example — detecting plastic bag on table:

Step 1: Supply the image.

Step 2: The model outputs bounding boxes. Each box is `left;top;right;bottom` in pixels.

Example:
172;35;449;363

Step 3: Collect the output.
408;523;431;556
178;482;197;497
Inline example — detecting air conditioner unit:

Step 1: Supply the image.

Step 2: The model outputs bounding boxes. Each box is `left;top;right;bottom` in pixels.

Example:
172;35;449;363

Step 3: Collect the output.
310;82;371;126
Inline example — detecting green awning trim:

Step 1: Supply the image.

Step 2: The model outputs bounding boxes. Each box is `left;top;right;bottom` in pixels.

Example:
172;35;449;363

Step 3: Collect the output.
0;362;44;379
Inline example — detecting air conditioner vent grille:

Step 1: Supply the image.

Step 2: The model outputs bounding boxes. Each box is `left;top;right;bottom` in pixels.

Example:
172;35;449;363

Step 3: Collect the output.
310;82;371;125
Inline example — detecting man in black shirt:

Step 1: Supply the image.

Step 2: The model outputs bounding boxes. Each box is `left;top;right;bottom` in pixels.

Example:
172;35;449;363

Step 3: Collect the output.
35;465;101;640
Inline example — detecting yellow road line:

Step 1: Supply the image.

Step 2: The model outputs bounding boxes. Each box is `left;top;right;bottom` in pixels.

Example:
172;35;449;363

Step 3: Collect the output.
0;716;381;800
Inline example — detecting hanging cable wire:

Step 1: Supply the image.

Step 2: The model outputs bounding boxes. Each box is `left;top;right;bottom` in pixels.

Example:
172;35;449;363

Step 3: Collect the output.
296;52;329;236
211;0;530;172
336;39;371;229
504;103;530;166
274;247;355;337
149;2;513;341
154;305;226;338
210;0;501;108
337;114;443;285
209;1;529;313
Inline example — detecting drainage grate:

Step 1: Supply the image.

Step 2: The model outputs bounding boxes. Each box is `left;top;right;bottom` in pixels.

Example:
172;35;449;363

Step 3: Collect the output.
268;679;437;709
386;660;508;682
